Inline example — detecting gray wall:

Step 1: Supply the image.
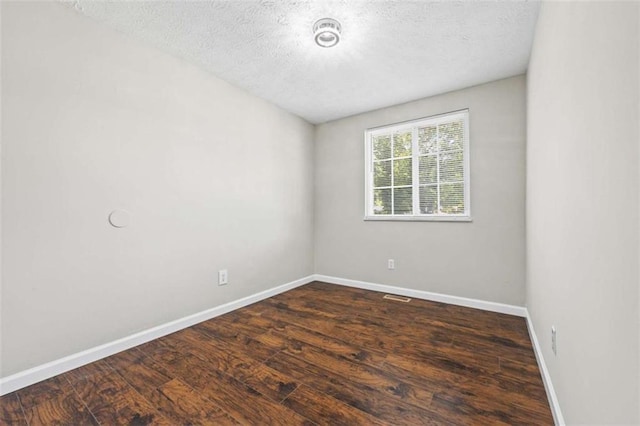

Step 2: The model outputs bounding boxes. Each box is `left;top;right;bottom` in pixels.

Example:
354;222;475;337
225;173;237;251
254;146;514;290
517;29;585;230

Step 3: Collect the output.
1;2;314;376
314;76;526;305
527;2;639;424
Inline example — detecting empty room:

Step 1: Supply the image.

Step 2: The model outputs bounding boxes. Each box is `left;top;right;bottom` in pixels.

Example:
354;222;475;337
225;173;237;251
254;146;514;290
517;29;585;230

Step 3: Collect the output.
0;0;638;424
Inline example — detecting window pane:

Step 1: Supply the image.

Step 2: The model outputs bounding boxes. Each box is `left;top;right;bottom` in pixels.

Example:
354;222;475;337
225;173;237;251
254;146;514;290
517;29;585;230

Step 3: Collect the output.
418;126;437;154
439;150;464;183
373;135;391;160
438;121;464;152
366;110;469;220
373;160;391;187
419;185;438;214
440;183;465;214
394;187;413;215
393;131;412;158
373;188;392;214
393;158;412;186
419;155;437;184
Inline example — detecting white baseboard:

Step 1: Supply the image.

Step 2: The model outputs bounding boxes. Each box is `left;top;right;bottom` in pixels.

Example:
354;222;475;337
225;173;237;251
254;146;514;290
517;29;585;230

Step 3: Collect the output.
0;274;315;396
313;274;527;317
525;310;565;426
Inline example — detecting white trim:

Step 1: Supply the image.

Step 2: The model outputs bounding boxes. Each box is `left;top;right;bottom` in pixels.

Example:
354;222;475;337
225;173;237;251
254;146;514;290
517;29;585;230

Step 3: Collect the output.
367;108;470;135
364;129;373;217
312;274;526;317
525;309;565;426
0;275;315;396
463;109;471;216
364;215;473;222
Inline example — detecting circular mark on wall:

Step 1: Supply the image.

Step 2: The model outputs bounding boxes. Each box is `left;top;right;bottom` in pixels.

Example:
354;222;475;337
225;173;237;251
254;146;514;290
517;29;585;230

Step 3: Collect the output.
108;210;130;228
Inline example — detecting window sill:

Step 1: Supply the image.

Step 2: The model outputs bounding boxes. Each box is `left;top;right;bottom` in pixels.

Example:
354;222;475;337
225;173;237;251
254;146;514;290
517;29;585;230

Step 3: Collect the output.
364;215;473;222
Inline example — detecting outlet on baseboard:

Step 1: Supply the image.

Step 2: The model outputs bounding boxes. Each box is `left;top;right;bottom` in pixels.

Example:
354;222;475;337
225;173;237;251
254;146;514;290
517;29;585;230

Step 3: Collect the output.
388;259;395;270
551;325;557;355
218;269;228;286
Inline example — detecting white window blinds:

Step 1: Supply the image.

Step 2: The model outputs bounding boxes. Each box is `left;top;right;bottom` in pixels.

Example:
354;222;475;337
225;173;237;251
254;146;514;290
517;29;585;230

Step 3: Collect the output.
365;110;470;221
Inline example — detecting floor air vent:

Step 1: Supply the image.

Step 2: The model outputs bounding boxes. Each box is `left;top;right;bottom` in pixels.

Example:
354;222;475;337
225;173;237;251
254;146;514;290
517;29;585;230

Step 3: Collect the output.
383;294;411;303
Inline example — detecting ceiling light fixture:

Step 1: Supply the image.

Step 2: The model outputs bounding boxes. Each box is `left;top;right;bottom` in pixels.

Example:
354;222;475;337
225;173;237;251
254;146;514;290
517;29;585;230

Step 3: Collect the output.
313;18;341;48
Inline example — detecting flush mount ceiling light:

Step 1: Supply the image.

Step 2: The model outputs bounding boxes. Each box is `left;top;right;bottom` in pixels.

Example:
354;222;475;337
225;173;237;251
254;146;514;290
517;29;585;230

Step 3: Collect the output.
313;18;342;48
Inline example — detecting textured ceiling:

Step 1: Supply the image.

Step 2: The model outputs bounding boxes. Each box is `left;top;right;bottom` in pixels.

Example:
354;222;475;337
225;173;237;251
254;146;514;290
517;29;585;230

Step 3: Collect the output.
70;0;540;124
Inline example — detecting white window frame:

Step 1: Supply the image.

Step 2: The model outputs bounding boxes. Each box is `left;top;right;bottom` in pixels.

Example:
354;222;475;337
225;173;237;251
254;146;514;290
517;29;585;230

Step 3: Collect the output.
364;109;471;222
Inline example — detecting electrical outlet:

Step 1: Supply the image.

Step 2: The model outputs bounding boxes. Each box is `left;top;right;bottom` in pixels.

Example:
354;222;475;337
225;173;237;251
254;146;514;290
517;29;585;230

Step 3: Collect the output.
218;269;228;286
388;259;395;270
551;325;557;355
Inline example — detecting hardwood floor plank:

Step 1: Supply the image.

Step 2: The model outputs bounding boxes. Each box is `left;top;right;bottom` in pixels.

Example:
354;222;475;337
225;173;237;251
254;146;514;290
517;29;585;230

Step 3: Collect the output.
160;323;302;405
379;350;550;414
105;347;174;400
282;384;389;426
0;394;27;425
294;284;549;414
241;363;300;403
70;362;171;425
197;310;272;339
136;336;311;425
255;299;502;380
430;387;553;426
302;283;528;343
259;296;455;350
451;333;537;365
217;308;389;367
157;351;313;425
137;337;183;365
258;289;538;385
15;375;74;411
191;323;279;362
159;328;259;383
270;332;434;410
265;350;451;425
23;391;98;426
499;357;547;385
63;359;114;384
255;314;515;409
276;286;532;357
147;378;240;425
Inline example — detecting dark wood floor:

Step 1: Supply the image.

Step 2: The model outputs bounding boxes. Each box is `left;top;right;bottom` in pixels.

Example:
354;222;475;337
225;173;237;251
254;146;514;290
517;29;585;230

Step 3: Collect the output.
0;282;553;425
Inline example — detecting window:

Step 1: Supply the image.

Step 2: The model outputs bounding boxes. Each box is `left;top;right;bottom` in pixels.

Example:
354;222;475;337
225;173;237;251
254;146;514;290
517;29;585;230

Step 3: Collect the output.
364;110;470;221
